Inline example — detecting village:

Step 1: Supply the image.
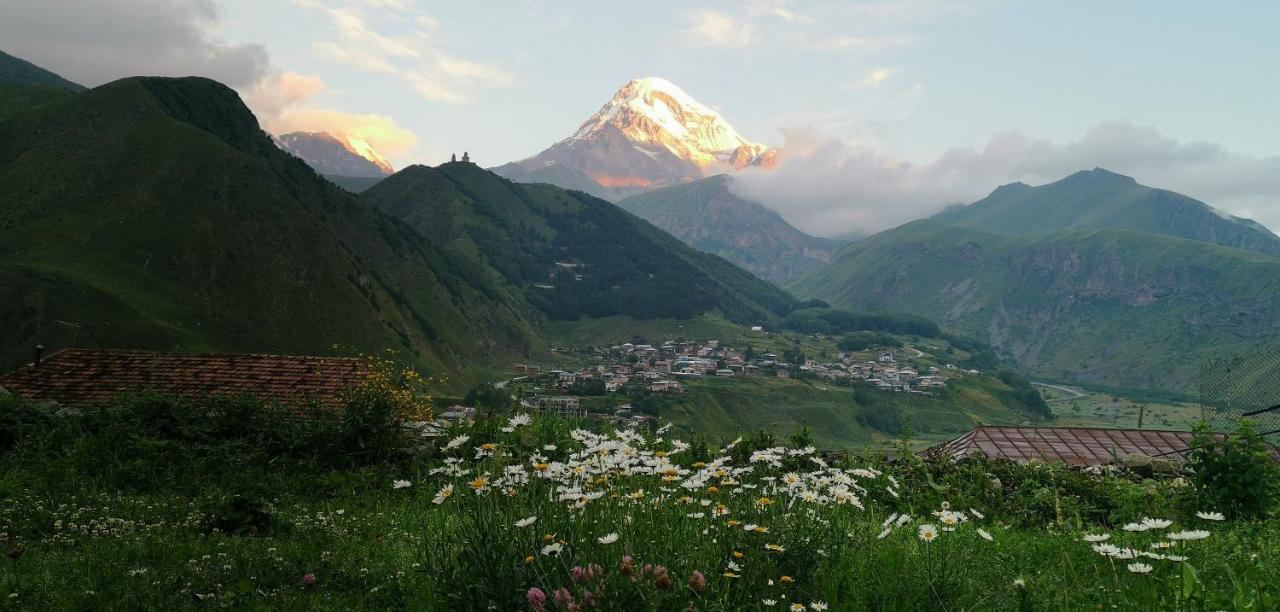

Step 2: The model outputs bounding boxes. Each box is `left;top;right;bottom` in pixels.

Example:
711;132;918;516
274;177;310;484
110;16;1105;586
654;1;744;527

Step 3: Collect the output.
504;336;980;424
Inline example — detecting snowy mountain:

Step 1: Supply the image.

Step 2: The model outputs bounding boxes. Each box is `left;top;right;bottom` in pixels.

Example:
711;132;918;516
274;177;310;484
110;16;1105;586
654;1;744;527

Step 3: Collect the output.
276;131;393;177
493;77;775;200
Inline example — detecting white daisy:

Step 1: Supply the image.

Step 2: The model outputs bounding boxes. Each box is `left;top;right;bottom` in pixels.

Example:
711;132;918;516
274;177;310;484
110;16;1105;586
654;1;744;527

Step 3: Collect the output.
597;533;619;545
918;524;939;543
392;479;412;489
1127;562;1153;574
1195;511;1225;521
515;516;537;528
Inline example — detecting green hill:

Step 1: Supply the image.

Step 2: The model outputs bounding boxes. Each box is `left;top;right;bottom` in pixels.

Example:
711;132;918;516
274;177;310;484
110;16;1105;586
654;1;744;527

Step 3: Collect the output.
934;168;1280;257
617;175;842;285
793;219;1280;391
0;49;84;92
361;164;798;325
0;76;537;383
652;374;1043;450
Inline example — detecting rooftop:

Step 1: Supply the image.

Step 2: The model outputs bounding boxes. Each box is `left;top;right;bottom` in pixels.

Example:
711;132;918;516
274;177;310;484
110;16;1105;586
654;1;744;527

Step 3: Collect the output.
920;426;1216;466
0;349;367;408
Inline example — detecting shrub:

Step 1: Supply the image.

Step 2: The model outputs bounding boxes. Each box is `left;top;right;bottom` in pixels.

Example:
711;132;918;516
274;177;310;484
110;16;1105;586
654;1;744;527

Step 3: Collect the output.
1186;420;1280;520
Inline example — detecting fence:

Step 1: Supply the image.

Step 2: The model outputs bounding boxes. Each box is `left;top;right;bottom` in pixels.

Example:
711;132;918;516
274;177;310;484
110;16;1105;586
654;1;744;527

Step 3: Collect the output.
1198;343;1280;444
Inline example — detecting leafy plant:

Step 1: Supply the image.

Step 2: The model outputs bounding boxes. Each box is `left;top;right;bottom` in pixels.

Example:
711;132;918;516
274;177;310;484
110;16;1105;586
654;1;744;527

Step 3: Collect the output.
1186;420;1280;520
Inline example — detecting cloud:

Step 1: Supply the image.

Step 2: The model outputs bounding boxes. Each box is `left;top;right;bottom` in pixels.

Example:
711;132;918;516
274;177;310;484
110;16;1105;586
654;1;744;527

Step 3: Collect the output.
244;71;419;164
267;109;419;160
856;67;900;88
0;0;422;167
0;0;268;87
297;0;513;103
685;10;755;48
732;123;1280;237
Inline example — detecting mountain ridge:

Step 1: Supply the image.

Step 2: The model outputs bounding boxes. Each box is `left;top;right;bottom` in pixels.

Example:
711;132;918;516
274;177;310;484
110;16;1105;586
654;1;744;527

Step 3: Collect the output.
0;75;536;382
617;175;841;285
934;167;1280;257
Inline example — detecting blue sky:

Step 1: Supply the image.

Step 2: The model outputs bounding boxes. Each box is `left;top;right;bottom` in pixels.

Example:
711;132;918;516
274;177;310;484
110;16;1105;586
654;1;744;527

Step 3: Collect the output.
3;0;1278;234
208;0;1280;164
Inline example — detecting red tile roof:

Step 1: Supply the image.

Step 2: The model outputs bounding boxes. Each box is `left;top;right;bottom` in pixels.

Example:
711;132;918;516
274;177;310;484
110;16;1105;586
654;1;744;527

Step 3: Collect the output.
920;426;1208;466
0;349;368;408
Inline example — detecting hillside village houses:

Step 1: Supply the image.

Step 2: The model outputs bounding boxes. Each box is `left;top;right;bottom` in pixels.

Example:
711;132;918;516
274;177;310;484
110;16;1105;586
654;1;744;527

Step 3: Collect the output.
516;337;973;423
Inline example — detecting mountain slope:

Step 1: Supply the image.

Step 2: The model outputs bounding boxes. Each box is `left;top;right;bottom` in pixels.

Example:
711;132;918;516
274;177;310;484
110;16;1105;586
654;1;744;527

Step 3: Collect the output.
276;131;393;177
361;162;798;325
794;219;1280;391
0;76;535;380
0;49;84;92
617;175;841;285
934;168;1280;257
492;77;775;200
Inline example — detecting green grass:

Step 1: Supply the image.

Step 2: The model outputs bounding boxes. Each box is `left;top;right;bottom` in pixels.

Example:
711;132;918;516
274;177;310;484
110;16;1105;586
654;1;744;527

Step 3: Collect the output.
3;395;1277;611
1044;384;1204;431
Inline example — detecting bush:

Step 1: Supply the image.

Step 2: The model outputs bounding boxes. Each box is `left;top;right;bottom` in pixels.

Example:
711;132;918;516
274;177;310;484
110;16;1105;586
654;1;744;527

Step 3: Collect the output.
1186;420;1280;520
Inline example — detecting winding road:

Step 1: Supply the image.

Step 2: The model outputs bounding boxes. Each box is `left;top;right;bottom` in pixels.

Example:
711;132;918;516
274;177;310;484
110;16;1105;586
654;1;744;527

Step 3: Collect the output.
1032;382;1088;403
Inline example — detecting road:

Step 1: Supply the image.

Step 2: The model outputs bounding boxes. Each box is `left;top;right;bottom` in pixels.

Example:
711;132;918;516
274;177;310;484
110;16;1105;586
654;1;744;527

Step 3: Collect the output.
903;346;925;358
1032;382;1087;403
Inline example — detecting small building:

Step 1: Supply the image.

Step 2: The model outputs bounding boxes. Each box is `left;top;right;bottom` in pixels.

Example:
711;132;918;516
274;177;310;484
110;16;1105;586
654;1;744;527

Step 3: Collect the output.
537;395;584;419
715;368;735;377
650;380;684;394
776;368;790;379
654;360;672;373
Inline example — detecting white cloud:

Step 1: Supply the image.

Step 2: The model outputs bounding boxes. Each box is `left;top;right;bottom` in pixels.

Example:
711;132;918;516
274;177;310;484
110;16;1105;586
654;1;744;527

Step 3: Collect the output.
732;123;1280;237
856;67;900;88
685;10;755;48
297;0;513;104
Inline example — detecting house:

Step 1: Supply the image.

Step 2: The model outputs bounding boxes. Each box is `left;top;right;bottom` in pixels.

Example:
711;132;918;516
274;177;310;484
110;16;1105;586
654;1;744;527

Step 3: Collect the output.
438;405;477;425
537;395;585;418
776;369;791;379
650;380;685;394
918;426;1280;467
744;365;760;377
654;360;672;374
0;348;368;409
715;369;735;377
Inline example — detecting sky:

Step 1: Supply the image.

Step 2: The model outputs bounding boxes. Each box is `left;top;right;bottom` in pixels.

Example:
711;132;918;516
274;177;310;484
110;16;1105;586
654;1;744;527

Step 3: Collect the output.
2;0;1278;236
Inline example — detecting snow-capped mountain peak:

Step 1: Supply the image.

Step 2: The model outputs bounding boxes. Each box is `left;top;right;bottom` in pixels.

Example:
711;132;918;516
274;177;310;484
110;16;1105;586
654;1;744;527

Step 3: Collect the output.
276;131;393;177
568;77;771;169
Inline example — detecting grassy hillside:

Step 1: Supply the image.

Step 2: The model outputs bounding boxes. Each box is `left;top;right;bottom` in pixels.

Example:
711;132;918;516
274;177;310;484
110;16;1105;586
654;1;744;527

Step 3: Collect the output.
0;77;537;384
793;219;1280;390
617;175;842;285
362;163;798;325
934;168;1280;257
652;375;1040;450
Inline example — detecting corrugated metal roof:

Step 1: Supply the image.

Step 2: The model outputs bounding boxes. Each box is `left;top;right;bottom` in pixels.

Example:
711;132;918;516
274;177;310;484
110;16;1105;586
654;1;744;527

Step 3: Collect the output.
0;349;367;409
920;426;1205;466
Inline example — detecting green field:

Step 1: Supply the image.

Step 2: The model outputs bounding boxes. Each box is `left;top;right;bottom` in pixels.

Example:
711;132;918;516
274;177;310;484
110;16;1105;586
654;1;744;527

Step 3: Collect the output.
3;392;1278;610
1038;383;1203;431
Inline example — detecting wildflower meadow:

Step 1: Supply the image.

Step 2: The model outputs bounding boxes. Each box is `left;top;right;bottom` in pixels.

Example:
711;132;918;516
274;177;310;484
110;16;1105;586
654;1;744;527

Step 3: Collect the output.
1;390;1278;610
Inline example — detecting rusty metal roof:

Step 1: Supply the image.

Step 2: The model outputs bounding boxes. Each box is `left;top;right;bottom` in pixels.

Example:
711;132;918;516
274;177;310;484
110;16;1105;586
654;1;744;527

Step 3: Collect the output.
920;426;1206;466
0;349;367;409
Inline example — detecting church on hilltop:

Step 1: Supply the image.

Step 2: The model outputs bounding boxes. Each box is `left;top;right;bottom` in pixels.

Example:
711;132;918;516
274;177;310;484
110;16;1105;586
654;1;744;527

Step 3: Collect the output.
449;151;472;164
